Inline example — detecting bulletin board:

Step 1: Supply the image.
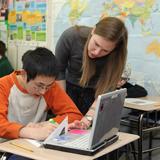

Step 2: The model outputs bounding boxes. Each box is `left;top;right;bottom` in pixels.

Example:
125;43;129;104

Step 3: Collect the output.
0;0;8;43
8;0;47;42
7;0;54;69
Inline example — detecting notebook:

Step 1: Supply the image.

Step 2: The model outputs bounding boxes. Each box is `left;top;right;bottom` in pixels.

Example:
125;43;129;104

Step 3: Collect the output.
43;88;127;155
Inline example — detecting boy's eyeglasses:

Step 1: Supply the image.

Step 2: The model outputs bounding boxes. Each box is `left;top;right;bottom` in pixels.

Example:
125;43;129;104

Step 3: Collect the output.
34;82;55;91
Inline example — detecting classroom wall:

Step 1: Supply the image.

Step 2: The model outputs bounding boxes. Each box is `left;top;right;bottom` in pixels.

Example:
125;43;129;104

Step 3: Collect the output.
1;0;160;96
52;0;160;96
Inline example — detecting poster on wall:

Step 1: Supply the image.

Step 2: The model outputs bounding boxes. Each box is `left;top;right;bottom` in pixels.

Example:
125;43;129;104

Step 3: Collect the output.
8;0;47;42
0;0;8;42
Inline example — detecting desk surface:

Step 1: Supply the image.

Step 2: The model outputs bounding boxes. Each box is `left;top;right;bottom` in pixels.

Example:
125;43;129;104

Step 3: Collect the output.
0;132;139;160
124;96;160;111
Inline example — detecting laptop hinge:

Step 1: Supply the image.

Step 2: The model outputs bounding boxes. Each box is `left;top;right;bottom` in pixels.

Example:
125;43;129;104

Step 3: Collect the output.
91;135;119;150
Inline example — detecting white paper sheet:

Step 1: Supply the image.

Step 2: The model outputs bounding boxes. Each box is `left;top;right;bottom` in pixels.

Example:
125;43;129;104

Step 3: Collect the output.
125;98;157;106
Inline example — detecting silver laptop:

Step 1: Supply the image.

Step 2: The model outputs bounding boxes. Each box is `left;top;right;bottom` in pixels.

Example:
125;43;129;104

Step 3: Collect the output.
43;89;126;155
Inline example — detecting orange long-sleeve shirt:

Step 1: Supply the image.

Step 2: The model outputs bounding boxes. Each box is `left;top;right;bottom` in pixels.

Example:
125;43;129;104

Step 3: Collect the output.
0;71;82;139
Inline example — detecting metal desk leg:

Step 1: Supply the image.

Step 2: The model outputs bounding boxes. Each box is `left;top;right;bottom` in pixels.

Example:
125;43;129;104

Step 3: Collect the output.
131;142;137;160
149;132;153;160
125;144;130;160
148;111;158;160
138;113;144;160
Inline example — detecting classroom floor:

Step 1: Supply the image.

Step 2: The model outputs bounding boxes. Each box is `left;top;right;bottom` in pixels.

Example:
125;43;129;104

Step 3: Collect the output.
150;150;160;160
143;132;160;160
118;131;160;160
120;121;160;160
120;108;160;160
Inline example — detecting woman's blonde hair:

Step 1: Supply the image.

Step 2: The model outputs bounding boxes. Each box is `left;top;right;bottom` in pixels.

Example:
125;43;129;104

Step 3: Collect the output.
80;17;128;98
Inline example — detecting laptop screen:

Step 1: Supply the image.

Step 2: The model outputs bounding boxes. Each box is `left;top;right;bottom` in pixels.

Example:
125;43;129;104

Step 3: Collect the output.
89;89;126;149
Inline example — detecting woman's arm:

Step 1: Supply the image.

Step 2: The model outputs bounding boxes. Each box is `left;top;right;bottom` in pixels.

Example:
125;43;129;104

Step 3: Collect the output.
55;28;73;82
69;100;97;129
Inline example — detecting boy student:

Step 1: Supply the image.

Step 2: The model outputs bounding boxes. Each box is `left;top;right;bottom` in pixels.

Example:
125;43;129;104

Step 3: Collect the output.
0;47;82;141
117;64;148;98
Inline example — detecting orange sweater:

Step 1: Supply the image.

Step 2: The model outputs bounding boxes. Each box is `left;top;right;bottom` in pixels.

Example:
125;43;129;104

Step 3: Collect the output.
0;71;82;139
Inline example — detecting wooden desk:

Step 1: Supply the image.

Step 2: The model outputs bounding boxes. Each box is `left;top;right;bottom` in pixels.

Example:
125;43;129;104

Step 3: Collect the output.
124;97;160;111
123;96;160;160
0;132;139;160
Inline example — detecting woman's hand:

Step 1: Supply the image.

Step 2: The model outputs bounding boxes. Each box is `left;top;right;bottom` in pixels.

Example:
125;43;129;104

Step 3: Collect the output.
68;116;92;130
68;101;95;130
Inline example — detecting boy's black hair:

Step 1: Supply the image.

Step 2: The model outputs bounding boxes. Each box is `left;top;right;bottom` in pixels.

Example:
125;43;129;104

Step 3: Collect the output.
22;47;58;82
0;40;7;56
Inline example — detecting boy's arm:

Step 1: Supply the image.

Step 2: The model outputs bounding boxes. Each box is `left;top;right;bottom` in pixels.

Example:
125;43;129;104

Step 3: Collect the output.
0;81;23;139
45;82;83;124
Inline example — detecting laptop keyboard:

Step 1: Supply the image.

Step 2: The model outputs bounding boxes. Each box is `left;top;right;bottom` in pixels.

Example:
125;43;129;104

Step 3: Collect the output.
63;133;90;149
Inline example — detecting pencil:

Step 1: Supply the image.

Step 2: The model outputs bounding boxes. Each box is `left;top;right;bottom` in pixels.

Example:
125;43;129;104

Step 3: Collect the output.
10;142;34;152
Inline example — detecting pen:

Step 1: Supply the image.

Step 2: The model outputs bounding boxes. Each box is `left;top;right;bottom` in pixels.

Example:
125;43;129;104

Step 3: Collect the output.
49;119;59;127
49;118;56;124
10;142;34;152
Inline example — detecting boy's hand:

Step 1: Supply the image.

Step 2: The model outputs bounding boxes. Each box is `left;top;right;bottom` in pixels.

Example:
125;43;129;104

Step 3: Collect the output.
19;121;58;140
